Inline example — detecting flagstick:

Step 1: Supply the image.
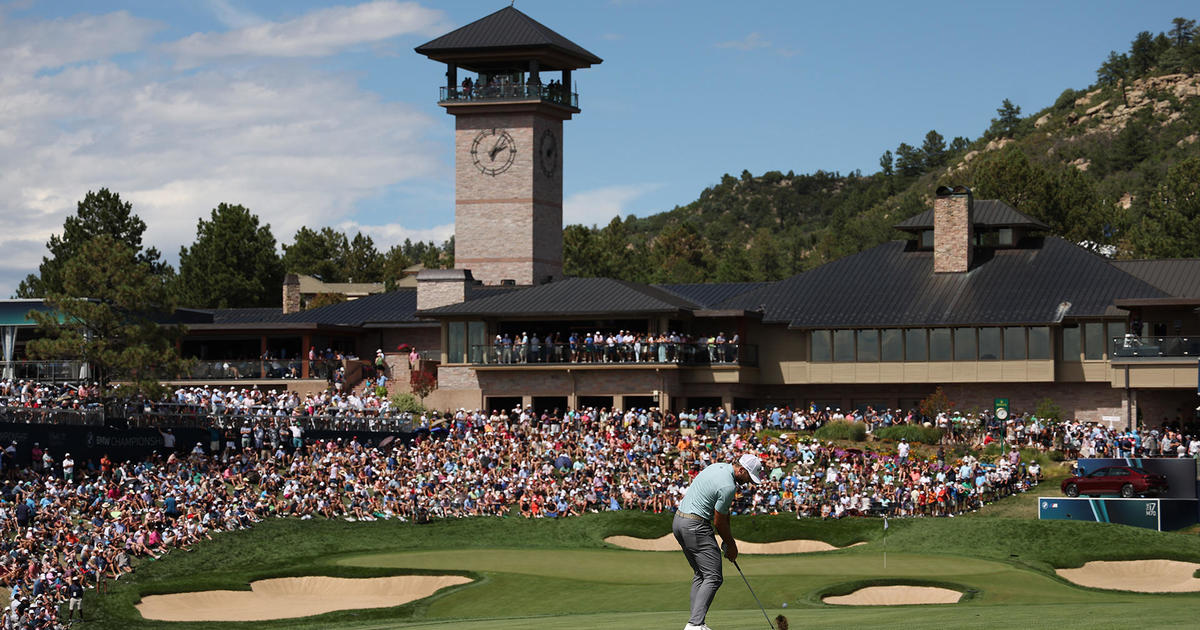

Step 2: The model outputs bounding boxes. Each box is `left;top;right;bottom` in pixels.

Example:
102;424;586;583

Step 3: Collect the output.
883;515;888;570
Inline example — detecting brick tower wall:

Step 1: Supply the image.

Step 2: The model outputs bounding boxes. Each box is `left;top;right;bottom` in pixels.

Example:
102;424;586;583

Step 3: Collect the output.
453;112;564;286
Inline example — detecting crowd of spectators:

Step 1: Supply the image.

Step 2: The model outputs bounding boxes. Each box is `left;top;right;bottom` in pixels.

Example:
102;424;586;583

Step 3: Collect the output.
2;376;1199;626
482;330;741;365
0;400;1057;627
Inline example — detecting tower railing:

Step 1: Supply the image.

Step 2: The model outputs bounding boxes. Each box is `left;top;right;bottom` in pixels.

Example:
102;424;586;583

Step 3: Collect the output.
439;85;578;108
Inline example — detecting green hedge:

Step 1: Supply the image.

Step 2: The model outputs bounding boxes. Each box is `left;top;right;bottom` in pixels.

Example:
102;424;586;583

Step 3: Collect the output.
874;425;944;444
814;420;867;442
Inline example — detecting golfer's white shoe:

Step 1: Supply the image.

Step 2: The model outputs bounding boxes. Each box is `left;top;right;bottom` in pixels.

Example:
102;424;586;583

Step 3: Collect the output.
683;624;712;630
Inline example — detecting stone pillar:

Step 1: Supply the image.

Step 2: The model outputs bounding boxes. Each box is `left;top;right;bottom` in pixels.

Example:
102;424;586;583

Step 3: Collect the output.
933;186;973;273
417;269;475;311
283;274;301;314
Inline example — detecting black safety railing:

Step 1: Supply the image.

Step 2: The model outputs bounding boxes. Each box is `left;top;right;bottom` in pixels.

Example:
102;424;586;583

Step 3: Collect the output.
440;84;578;108
0;405;105;426
114;404;418;432
1;360;89;383
135;358;343;381
464;342;757;367
1110;335;1200;358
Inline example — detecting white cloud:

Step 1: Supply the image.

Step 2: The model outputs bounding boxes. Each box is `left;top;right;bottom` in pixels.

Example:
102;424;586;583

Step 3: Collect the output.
715;32;771;51
333;220;455;248
0;4;450;297
169;0;450;66
0;10;161;75
564;183;661;227
205;0;262;29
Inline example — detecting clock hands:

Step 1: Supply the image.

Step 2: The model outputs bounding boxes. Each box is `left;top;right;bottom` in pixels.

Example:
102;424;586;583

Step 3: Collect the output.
489;139;509;161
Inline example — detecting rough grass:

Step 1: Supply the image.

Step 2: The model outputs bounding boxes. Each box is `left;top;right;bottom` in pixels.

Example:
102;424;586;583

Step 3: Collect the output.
82;506;1200;629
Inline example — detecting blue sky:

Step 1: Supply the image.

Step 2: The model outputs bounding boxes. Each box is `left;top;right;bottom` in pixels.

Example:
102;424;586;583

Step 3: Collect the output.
1;0;1195;297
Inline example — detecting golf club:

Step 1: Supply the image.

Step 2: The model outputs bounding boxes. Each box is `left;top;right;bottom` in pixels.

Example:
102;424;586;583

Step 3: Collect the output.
731;556;775;630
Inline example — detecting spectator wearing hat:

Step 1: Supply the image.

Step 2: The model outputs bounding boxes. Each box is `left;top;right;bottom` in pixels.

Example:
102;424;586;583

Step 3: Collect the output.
61;453;74;483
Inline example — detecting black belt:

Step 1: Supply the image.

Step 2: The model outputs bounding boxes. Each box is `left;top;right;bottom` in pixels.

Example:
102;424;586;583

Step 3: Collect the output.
676;511;708;522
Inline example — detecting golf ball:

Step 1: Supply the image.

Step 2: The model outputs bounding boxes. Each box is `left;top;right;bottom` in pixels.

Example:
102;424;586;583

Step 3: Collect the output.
782;602;788;607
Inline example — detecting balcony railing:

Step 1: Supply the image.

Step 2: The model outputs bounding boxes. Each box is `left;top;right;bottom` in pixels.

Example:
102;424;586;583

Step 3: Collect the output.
1110;335;1200;359
462;343;757;367
439;84;578;108
1;361;89;382
0;405;104;426
136;358;343;381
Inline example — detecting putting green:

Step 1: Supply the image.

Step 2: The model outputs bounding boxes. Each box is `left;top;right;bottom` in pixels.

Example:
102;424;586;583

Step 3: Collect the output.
336;546;1130;621
92;512;1200;629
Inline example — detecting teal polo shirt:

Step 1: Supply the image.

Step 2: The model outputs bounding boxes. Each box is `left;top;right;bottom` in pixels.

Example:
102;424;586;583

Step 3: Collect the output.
678;462;735;519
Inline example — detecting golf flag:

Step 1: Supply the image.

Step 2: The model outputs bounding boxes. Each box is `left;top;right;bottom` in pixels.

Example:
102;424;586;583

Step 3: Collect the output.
883;516;889;529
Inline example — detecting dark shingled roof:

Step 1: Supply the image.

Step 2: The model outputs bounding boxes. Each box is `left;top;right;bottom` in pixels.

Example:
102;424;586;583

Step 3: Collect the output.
420;277;699;317
415;6;601;67
277;289;421;326
895;200;1050;231
1111;259;1200;298
656;282;770;309
715;237;1167;328
210;308;292;324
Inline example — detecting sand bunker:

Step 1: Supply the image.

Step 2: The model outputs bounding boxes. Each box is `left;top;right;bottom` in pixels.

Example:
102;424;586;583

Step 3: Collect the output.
1056;560;1200;593
605;534;863;554
136;575;472;622
823;585;962;606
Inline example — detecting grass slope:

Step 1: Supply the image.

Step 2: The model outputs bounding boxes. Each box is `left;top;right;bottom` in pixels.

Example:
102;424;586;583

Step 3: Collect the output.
82;504;1200;629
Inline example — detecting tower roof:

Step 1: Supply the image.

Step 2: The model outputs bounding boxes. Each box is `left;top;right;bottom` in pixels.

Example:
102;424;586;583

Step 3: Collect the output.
415;6;602;71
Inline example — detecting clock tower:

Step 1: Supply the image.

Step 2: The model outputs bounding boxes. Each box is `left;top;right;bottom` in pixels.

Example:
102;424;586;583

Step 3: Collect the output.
416;7;602;286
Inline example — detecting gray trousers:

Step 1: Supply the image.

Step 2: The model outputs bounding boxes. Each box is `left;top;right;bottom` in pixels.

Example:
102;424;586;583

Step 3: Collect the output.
673;513;723;625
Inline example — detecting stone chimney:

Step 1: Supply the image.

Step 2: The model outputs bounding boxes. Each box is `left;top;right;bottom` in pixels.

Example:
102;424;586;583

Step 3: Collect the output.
417;268;474;312
283;273;302;314
933;185;973;273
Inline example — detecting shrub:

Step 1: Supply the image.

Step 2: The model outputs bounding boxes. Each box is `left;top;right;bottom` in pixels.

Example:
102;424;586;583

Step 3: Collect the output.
918;386;954;418
874;425;944;445
814;420;866;442
1034;397;1063;423
389;392;426;414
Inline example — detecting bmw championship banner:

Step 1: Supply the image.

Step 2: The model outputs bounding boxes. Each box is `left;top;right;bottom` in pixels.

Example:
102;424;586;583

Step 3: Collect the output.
1038;497;1197;531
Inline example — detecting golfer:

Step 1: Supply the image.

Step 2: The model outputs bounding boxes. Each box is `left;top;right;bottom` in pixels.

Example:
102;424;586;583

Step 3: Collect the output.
674;453;764;630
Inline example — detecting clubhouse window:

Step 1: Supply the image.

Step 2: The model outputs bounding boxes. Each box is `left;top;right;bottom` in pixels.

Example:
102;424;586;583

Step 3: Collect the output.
1062;325;1081;361
1084;322;1105;360
1028;326;1050;360
811;330;832;362
905;329;927;361
979;328;1002;360
953;328;976;361
833;330;855;362
1107;322;1125;358
857;329;879;362
929;328;952;361
448;321;466;363
1004;327;1026;360
881;329;903;362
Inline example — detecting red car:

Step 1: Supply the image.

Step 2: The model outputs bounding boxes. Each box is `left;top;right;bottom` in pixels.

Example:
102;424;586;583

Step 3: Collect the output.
1061;466;1168;498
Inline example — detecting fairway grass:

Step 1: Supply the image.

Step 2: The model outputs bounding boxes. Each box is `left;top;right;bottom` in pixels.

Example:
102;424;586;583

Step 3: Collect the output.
85;507;1200;629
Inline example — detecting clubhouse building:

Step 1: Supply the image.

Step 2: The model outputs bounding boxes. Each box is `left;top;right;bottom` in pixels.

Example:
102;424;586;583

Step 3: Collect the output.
5;7;1198;428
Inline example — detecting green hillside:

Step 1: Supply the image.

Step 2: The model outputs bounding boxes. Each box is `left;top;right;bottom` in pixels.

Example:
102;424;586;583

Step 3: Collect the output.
564;17;1200;284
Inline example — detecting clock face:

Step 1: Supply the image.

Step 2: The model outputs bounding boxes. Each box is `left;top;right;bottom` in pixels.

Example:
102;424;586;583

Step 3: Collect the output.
538;128;558;178
470;128;517;176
